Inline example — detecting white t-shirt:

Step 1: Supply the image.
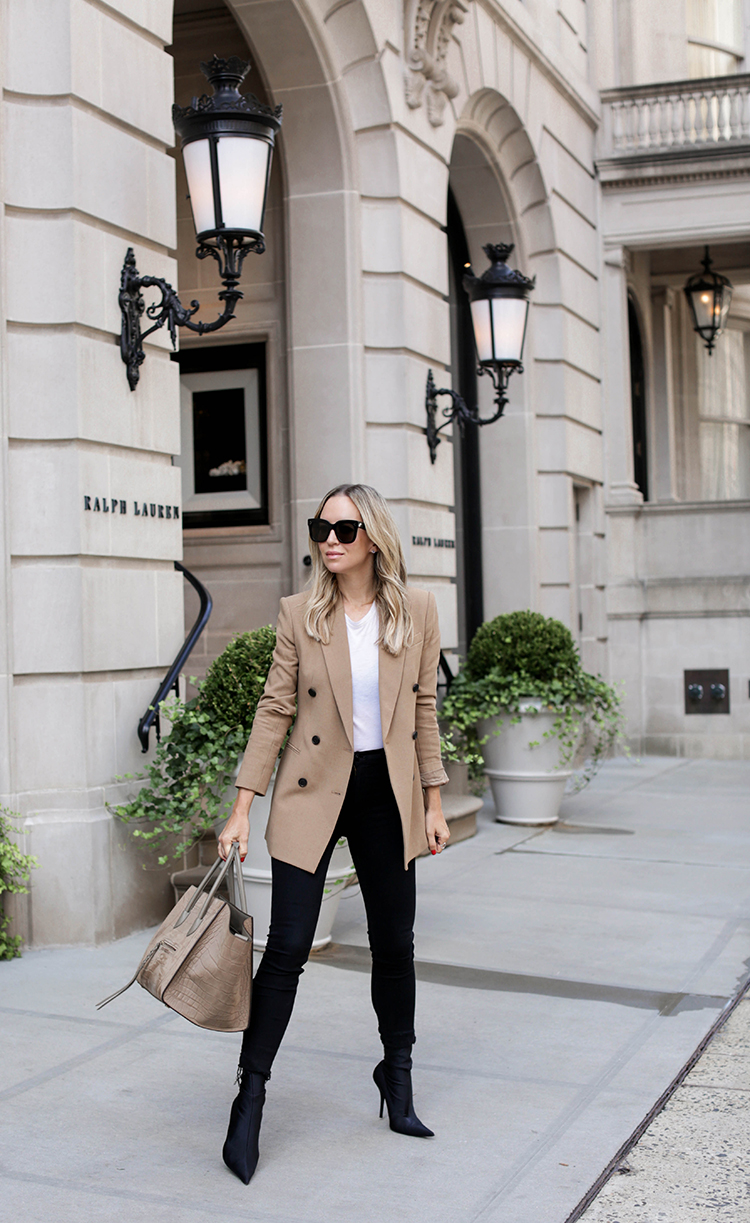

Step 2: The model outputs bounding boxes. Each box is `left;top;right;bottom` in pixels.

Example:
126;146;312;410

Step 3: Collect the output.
345;602;384;752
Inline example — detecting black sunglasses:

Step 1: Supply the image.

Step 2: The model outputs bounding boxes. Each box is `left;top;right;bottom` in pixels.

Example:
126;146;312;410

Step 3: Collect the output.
308;517;365;545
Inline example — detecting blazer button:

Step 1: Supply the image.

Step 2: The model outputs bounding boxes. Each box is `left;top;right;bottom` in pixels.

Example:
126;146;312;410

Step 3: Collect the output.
308;688;316;697
413;683;419;692
312;736;320;745
298;778;308;787
412;731;418;740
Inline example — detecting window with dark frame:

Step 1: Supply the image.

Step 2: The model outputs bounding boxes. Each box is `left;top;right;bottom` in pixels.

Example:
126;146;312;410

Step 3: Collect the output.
173;343;269;528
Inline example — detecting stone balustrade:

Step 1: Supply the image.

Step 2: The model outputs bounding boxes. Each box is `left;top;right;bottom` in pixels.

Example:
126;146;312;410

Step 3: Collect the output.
600;74;750;158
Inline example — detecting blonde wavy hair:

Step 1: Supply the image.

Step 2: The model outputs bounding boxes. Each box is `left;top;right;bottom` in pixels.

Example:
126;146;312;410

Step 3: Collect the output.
304;484;414;655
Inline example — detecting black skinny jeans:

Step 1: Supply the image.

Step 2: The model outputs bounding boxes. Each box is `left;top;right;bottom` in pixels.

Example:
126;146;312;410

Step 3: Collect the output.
240;749;417;1075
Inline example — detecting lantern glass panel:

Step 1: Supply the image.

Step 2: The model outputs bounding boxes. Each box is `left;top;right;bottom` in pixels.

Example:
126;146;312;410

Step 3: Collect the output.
470;299;493;362
717;287;732;333
216;136;270;233
688;282;733;343
182;139;216;237
490;297;529;363
690;287;715;333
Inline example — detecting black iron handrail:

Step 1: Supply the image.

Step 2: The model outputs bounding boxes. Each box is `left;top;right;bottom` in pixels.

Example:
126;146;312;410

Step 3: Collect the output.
437;650;454;696
138;561;213;752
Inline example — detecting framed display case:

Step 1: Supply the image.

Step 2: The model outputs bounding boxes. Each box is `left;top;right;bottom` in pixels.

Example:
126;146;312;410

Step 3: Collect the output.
174;343;268;528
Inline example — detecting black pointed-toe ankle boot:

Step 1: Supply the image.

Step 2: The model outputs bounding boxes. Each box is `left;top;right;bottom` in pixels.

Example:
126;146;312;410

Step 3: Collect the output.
373;1047;434;1138
222;1068;269;1184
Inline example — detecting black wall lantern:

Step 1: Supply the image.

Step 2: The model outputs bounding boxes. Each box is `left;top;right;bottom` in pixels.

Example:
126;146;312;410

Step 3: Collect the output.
425;243;535;462
119;56;282;390
684;245;733;356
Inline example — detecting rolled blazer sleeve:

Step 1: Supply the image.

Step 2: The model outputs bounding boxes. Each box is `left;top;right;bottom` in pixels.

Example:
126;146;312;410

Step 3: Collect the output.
235;598;298;795
414;592;449;789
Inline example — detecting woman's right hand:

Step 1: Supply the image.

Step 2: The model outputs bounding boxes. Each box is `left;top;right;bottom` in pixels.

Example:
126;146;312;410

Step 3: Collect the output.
217;787;255;861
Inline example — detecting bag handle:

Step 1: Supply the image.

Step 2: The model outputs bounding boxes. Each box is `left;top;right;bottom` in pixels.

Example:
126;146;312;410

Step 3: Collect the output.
227;845;248;914
174;843;247;937
172;851;225;927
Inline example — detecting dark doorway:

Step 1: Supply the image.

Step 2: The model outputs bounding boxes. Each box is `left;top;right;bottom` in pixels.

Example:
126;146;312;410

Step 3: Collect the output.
447;188;484;654
628;295;648;500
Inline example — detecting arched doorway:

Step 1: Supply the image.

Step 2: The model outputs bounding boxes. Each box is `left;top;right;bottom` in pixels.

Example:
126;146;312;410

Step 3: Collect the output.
446;187;482;653
628;294;649;500
170;0;357;676
448;98;554;631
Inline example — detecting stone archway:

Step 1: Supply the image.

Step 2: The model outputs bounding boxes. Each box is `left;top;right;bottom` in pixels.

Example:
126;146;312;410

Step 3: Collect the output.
454;89;558;332
223;0;365;570
448;91;559;618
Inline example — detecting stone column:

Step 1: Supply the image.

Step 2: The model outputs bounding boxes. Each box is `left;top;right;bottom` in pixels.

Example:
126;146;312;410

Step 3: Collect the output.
355;111;458;647
1;1;184;944
601;247;644;744
602;245;643;506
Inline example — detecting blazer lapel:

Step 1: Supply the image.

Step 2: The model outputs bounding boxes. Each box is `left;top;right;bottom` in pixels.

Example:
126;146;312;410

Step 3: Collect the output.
320;600;354;749
379;641;407;743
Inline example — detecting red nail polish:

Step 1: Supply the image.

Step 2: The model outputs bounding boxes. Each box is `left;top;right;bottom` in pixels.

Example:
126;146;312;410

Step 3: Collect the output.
431;849;436;855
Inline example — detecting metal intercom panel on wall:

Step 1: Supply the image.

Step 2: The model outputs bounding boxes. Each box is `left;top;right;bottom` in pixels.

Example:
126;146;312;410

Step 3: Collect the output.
684;670;730;715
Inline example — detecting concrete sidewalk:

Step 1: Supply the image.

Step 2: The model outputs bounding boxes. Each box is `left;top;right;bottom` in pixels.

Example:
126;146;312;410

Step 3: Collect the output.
2;756;750;1223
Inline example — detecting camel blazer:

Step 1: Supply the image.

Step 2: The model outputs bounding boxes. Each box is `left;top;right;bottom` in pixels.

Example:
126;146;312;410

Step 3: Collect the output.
235;587;449;873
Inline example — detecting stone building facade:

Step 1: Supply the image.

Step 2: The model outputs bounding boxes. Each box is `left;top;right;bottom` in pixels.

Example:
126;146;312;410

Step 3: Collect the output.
2;0;749;945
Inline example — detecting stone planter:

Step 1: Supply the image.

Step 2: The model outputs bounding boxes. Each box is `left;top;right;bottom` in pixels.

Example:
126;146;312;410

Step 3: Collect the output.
479;699;573;826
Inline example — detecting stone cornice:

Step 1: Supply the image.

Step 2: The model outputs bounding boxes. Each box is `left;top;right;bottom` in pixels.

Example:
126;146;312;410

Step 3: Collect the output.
606;498;750;515
597;145;750;190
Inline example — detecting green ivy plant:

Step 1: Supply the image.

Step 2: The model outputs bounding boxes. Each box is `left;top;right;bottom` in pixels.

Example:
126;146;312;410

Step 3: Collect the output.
0;809;38;960
112;626;278;864
441;611;625;793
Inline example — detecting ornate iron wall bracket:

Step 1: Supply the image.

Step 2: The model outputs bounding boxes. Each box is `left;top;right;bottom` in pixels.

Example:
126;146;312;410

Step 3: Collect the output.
119;240;258;390
424;366;515;464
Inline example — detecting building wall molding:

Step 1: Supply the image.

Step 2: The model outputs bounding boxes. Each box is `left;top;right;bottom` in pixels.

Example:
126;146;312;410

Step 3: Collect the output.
598;158;750;190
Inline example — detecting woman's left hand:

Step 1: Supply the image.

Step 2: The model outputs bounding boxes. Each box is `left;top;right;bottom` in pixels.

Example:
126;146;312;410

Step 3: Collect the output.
424;788;450;856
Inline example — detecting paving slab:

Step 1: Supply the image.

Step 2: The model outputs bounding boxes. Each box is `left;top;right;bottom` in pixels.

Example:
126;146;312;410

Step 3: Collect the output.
579;996;750;1223
2;757;750;1223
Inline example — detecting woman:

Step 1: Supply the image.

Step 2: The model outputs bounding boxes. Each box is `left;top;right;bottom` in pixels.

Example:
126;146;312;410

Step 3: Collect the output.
217;483;450;1184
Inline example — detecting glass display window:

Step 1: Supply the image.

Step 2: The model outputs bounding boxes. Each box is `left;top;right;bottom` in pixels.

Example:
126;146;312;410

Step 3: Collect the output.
174;343;268;528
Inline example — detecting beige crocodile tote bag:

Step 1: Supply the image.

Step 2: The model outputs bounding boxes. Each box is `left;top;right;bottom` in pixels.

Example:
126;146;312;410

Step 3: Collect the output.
97;844;253;1031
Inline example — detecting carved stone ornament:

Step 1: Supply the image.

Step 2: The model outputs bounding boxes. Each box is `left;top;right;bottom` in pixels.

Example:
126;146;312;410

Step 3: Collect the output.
404;0;470;126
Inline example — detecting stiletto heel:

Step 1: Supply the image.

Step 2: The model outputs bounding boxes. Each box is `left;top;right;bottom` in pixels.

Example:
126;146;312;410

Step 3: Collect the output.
373;1050;434;1139
222;1067;269;1184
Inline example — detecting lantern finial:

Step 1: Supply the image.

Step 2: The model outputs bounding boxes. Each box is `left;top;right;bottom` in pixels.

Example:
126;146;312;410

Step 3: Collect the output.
463;244;535;298
200;55;251;92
